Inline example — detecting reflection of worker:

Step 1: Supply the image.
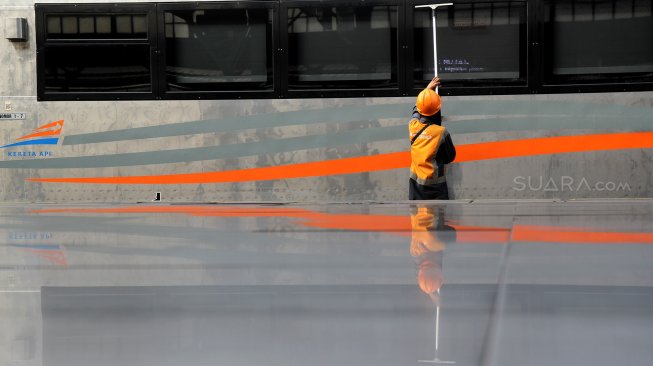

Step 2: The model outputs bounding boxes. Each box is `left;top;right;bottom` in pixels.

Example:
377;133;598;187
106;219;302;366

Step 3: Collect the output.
409;77;456;200
410;205;457;364
410;205;456;302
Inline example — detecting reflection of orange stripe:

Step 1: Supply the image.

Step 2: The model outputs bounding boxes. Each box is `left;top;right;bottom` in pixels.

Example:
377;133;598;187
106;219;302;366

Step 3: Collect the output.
27;131;653;184
453;224;653;244
20;249;67;266
31;206;653;244
512;225;653;244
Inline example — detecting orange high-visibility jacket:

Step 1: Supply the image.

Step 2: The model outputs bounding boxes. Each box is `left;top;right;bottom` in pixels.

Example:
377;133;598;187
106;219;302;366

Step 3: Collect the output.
409;118;455;186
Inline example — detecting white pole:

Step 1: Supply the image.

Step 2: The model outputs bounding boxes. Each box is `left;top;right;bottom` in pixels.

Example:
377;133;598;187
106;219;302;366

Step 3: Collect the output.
416;3;453;93
435;297;440;351
432;8;438;82
418;289;456;364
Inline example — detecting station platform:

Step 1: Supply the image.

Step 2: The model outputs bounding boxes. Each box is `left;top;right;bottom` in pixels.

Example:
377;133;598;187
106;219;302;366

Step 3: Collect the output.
1;199;652;366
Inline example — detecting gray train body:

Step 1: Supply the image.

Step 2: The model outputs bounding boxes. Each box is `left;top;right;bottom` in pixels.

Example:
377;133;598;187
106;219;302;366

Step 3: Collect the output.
1;1;652;202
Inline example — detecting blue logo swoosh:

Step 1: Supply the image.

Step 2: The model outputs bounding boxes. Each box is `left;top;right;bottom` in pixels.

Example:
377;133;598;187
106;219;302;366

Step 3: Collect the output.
1;138;59;149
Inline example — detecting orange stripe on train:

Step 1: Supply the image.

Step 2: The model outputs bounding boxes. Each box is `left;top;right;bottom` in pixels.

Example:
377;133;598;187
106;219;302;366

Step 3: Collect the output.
27;131;653;184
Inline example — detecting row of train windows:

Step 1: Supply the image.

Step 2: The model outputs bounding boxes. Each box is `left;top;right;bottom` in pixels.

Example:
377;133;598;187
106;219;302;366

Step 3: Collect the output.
36;1;653;100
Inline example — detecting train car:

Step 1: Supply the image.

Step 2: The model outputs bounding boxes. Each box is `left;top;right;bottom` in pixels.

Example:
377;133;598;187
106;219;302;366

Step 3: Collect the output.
1;0;652;202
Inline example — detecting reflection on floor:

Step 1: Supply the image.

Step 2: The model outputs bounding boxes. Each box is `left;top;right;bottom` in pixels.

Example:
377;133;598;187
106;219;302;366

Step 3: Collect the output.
1;200;652;366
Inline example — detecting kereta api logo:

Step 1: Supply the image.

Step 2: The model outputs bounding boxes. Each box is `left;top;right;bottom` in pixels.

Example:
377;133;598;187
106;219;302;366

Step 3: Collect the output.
1;120;64;148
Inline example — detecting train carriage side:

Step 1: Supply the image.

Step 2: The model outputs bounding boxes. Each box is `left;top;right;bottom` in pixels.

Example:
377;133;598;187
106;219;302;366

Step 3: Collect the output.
1;0;651;202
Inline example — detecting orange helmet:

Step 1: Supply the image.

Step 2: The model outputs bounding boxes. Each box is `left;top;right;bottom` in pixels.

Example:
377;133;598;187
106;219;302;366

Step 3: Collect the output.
417;259;443;294
416;89;441;116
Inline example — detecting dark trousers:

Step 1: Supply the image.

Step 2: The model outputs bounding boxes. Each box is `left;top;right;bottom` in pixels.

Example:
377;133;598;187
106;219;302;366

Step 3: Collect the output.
409;179;450;200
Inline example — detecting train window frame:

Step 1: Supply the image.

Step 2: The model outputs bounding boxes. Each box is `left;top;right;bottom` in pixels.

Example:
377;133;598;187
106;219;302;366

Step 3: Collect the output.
34;1;653;101
156;1;279;100
279;0;406;98
537;0;653;94
36;3;158;101
406;0;531;96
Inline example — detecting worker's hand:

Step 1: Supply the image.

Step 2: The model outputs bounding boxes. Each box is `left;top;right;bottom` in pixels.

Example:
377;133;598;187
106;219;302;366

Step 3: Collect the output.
426;76;440;91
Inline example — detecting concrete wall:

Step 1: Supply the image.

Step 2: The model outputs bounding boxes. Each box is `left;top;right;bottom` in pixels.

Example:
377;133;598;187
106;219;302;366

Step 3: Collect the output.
1;2;652;203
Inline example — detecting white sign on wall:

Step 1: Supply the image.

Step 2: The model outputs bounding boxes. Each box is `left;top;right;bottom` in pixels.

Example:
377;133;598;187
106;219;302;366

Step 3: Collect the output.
0;113;26;120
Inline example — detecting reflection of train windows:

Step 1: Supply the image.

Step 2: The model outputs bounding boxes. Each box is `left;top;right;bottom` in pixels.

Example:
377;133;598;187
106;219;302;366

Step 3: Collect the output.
543;0;653;84
41;286;437;366
46;14;148;39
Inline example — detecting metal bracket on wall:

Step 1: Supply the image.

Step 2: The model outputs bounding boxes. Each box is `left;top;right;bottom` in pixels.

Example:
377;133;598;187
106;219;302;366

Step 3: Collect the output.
5;18;28;42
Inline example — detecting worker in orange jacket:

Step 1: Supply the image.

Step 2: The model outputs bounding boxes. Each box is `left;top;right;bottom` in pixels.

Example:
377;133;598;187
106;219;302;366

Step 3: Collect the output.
409;77;456;200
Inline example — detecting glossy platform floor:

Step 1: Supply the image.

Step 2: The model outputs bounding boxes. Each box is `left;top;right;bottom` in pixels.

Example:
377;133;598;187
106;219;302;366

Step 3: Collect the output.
1;200;652;366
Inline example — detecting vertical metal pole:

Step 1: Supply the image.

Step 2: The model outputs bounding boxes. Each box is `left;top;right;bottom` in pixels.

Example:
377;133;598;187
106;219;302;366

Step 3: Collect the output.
435;289;440;351
432;8;439;93
417;3;452;93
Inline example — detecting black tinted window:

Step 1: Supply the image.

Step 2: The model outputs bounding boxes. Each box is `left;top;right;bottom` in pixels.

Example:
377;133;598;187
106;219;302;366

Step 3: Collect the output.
44;45;151;92
544;0;653;83
40;6;154;97
164;8;274;92
287;6;398;90
413;1;527;87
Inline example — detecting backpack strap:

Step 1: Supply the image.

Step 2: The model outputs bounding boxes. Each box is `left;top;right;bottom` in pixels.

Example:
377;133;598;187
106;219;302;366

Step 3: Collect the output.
411;123;431;145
